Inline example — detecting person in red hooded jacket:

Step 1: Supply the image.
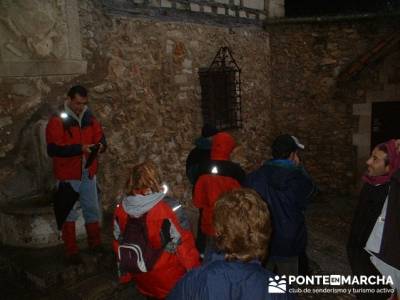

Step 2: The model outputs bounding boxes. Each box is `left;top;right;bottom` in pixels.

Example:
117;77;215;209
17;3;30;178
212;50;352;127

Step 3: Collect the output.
192;132;245;257
113;161;200;299
46;85;106;264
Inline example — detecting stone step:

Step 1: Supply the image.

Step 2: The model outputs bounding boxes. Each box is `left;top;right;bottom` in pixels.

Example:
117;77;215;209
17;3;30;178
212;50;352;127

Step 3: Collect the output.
0;244;111;288
41;273;146;300
0;197;87;248
1;241;147;300
1;212;148;299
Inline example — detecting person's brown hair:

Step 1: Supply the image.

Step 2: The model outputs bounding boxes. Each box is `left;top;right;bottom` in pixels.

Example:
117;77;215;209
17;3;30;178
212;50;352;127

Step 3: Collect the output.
126;160;162;195
376;143;390;166
214;188;272;262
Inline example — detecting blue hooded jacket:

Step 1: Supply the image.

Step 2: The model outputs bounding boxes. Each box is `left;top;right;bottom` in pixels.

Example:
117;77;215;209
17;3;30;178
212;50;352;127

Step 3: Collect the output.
167;253;296;300
245;160;316;259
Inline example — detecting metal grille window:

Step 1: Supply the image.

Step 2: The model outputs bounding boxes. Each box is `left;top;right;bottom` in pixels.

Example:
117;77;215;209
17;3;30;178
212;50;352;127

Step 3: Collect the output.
199;47;242;130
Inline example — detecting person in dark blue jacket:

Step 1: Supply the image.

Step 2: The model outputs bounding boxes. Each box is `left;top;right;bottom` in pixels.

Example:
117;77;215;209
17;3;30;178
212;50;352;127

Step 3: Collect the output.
246;134;316;277
168;188;296;300
185;124;219;255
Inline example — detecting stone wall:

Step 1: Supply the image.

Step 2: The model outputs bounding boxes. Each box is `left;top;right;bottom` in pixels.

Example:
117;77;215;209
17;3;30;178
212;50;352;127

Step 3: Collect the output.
266;16;400;194
0;0;271;210
2;0;399;217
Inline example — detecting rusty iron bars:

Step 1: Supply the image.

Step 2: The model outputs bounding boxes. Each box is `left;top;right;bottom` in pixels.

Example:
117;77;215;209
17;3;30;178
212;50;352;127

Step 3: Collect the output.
199;47;242;130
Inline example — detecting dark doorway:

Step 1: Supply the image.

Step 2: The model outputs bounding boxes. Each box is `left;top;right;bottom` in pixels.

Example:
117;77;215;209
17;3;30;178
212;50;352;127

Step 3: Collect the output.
371;101;400;150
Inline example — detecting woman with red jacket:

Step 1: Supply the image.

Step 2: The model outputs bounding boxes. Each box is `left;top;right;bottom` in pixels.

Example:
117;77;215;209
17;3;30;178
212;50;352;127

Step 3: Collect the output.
112;161;200;299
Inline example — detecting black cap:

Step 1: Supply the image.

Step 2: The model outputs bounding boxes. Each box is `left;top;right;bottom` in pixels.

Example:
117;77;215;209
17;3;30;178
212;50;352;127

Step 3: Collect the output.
201;124;219;138
272;134;305;158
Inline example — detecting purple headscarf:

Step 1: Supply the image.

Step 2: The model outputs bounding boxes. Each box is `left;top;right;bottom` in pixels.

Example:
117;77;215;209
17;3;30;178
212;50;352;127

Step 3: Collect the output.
363;139;400;186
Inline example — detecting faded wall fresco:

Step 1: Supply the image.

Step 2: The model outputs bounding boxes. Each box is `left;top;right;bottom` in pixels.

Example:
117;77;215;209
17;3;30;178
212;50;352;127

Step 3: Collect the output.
0;0;86;76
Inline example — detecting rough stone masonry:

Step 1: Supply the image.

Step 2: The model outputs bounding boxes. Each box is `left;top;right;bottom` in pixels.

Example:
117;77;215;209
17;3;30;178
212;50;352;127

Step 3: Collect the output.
0;0;271;212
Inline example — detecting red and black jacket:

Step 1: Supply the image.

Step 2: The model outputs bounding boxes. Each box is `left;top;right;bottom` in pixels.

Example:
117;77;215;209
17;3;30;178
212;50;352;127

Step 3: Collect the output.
46;107;106;180
193;132;244;236
113;198;200;299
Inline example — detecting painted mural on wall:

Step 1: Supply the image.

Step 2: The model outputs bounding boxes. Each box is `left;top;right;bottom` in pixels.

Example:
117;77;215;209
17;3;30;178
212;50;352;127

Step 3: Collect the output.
0;0;66;60
0;0;86;76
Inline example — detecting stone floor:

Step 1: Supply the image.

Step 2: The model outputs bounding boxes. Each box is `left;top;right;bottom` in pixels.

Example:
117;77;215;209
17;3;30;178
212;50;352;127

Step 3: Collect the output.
1;194;363;300
298;194;357;300
0;214;146;300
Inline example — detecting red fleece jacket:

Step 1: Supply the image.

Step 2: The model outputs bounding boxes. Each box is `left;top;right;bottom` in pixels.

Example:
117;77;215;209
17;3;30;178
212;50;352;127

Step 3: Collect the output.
193;132;241;236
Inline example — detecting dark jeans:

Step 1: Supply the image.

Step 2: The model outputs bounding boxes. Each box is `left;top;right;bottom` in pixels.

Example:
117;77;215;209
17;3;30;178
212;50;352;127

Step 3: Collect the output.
195;209;216;258
196;209;206;255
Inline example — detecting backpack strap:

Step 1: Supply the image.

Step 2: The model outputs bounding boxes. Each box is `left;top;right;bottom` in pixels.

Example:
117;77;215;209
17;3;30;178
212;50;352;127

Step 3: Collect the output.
118;244;147;272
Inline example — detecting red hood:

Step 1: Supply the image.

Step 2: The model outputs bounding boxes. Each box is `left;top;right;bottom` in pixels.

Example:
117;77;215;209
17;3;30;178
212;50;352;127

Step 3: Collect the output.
211;132;236;160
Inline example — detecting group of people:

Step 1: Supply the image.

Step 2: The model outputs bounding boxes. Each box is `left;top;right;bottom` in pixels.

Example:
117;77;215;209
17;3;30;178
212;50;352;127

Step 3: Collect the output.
45;85;398;300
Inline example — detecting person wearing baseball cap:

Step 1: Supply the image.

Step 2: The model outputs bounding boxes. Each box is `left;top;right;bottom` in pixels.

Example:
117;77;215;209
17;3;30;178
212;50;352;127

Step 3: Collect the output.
245;134;316;276
271;134;305;163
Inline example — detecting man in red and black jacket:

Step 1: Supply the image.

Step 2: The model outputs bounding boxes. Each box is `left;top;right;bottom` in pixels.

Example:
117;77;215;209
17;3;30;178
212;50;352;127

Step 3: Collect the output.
46;85;107;264
193;132;245;257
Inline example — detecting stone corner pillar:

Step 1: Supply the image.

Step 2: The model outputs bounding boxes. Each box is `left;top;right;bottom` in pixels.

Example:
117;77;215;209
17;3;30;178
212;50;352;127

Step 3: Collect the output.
266;0;285;18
